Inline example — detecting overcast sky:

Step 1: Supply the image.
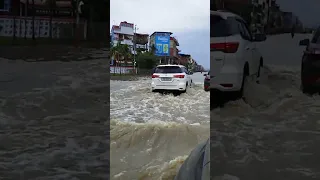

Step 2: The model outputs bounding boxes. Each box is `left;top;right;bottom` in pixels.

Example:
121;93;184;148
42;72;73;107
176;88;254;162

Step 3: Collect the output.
277;0;320;28
110;0;210;69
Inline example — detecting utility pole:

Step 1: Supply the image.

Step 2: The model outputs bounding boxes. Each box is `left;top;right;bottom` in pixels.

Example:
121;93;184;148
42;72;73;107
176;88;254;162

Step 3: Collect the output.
133;24;137;72
76;0;80;42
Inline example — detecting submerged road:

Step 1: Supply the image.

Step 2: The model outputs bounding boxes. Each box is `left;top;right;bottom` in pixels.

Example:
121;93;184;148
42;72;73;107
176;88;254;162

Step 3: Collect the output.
211;34;320;180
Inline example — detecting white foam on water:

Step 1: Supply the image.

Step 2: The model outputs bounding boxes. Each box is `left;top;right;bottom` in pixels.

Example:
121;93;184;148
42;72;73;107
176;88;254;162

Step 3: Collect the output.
110;78;210;124
211;34;320;179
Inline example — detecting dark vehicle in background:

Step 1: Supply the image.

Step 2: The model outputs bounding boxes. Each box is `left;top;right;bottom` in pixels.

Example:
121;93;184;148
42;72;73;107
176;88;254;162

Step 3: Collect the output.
299;26;320;94
203;71;210;91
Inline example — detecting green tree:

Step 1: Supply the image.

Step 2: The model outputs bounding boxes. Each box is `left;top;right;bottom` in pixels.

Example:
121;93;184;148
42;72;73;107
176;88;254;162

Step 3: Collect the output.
136;52;157;69
149;44;156;54
118;44;132;68
110;43;132;74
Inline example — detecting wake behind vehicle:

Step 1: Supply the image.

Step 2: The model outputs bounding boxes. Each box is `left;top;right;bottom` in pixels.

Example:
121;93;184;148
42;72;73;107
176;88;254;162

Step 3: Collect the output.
211;10;265;98
299;26;320;94
151;64;193;93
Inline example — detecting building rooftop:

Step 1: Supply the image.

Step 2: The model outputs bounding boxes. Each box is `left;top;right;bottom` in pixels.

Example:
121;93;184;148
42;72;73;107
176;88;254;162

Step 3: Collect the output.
156;64;186;68
135;33;149;36
150;31;173;37
119;21;134;28
170;37;179;46
111;21;134;32
179;53;191;57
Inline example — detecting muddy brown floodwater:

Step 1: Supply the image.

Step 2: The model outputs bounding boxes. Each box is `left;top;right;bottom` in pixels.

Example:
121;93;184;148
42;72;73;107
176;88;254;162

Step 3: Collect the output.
211;34;320;180
0;56;109;180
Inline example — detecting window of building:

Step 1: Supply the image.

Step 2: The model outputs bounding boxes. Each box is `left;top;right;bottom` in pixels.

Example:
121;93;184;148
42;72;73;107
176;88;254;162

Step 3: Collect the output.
0;0;10;11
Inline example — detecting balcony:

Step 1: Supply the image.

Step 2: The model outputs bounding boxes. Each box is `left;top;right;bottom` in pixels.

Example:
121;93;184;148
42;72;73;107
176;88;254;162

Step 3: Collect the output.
121;39;133;46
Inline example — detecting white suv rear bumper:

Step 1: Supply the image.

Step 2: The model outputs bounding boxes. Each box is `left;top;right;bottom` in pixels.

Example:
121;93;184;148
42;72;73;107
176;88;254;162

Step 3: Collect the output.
151;81;187;91
210;71;243;92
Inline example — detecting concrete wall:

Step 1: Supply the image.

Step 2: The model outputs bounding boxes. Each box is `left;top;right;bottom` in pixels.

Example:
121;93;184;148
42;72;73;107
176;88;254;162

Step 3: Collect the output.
0;15;87;38
110;66;136;74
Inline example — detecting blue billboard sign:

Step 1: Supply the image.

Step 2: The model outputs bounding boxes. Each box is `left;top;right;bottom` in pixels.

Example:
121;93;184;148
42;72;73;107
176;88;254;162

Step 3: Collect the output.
155;33;170;56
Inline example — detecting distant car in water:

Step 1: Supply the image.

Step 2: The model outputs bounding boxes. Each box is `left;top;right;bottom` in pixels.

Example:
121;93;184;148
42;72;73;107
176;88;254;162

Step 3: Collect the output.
151;64;193;93
299;26;320;94
203;71;210;91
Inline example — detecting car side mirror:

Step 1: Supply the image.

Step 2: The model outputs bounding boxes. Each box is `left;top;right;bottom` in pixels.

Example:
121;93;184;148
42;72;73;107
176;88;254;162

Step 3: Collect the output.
299;39;309;46
253;34;267;42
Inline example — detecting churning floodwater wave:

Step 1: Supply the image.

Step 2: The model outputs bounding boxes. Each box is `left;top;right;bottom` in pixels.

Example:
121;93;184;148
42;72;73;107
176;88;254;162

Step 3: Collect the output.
0;59;109;180
110;78;209;124
211;65;320;180
110;74;210;179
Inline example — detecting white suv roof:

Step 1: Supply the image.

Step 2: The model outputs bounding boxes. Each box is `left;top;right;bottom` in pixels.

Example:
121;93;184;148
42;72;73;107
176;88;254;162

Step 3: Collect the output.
211;10;244;21
156;64;186;68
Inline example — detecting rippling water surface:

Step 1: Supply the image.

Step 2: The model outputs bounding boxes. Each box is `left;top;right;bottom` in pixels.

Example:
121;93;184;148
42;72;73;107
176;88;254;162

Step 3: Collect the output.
0;59;109;180
110;73;210;179
211;34;320;180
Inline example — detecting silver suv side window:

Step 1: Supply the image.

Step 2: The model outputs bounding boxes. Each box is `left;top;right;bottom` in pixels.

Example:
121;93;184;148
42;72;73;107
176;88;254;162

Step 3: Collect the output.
311;28;320;44
241;21;253;40
183;67;189;74
236;19;251;41
227;17;241;35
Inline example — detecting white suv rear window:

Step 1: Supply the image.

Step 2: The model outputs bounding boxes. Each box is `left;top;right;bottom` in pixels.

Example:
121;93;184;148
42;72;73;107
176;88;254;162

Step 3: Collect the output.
211;15;230;37
155;66;183;73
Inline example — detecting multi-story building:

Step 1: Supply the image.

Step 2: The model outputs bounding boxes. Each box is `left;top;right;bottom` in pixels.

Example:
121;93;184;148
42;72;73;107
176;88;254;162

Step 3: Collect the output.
178;53;197;71
169;36;180;64
110;21;149;65
111;21;149;52
178;54;190;67
111;21;135;50
149;31;180;64
135;33;149;52
0;0;84;38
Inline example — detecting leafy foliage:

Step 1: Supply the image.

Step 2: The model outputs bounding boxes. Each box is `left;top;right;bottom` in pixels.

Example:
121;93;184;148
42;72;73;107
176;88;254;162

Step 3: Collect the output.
135;52;157;69
110;43;132;65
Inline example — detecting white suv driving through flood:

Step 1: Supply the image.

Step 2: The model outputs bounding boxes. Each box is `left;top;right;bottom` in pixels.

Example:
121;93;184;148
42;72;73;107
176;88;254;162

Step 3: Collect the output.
211;10;266;97
151;65;192;93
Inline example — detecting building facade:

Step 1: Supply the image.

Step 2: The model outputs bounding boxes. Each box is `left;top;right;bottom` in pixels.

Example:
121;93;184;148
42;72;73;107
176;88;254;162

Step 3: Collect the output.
111;21;149;52
0;0;86;39
110;21;149;66
111;21;134;49
169;36;180;64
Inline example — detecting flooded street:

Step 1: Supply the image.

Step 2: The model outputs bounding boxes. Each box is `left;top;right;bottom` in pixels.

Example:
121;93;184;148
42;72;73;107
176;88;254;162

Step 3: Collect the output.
211;34;320;180
0;54;109;179
110;72;210;179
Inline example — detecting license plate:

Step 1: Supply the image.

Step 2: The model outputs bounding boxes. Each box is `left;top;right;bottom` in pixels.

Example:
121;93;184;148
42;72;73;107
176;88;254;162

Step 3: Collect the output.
161;77;172;81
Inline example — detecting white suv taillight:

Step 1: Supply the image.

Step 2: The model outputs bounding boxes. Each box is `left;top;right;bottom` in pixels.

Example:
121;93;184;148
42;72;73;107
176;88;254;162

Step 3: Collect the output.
173;75;185;78
152;74;159;78
210;42;239;53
